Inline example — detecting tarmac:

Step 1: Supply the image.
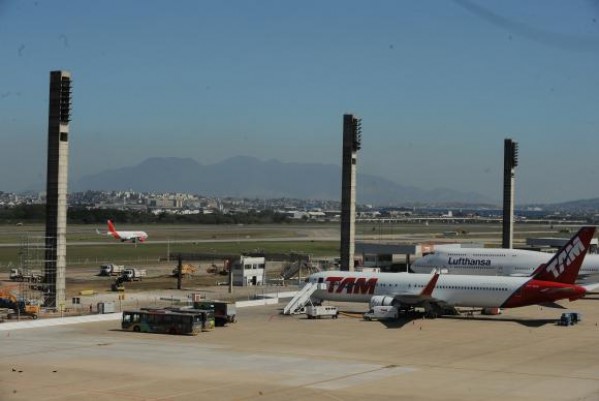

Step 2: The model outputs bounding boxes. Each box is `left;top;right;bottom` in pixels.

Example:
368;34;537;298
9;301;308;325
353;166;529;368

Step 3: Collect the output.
2;296;599;401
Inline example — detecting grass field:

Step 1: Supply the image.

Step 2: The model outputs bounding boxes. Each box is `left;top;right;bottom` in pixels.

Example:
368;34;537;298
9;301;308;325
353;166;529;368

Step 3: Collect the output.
0;221;575;271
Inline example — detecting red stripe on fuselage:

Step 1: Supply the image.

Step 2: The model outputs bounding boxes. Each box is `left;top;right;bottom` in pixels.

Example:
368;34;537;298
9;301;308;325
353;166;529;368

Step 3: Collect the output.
501;279;586;308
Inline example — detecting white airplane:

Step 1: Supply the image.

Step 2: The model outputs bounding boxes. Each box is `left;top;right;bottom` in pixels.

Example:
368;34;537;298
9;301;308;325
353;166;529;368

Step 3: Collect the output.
411;244;599;278
96;220;148;243
304;226;598;317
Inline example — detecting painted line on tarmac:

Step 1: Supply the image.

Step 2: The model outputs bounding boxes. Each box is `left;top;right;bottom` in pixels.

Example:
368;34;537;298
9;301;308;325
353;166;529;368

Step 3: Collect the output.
0;312;123;331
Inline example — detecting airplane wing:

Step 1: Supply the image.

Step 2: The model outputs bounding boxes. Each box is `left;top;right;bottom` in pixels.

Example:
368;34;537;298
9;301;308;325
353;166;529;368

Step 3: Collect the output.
390;273;447;307
537;302;568;309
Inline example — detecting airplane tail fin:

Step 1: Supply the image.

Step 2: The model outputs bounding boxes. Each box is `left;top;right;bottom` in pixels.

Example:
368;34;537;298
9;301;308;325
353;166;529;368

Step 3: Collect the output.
532;226;596;284
107;220;120;239
420;272;440;297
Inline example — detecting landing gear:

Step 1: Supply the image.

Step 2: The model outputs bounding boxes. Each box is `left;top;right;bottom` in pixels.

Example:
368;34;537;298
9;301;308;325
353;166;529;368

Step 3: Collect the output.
424;303;447;319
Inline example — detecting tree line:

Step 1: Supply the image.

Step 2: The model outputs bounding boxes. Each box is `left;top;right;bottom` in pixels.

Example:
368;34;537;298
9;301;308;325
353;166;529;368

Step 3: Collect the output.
0;205;291;225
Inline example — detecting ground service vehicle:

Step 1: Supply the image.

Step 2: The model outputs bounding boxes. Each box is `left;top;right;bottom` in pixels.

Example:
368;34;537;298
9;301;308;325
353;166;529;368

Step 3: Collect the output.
558;312;582;326
100;264;125;276
193;300;236;326
121;268;146;281
305;305;339;319
363;306;399;321
9;268;43;282
122;309;212;335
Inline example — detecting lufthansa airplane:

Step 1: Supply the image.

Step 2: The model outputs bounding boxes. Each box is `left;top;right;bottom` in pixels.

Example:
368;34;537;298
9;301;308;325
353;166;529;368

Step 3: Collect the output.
411;243;599;278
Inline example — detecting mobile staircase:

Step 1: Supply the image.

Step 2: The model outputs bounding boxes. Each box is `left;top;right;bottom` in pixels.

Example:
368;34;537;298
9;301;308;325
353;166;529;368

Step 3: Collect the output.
283;282;326;315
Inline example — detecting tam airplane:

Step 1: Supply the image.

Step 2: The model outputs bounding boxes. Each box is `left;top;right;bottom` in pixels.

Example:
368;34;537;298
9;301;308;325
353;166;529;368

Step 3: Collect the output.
411;244;599;278
97;220;148;243
303;226;598;317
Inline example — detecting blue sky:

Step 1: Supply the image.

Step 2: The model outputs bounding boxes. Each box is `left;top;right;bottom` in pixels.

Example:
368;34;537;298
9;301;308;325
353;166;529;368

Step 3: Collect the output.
1;0;599;204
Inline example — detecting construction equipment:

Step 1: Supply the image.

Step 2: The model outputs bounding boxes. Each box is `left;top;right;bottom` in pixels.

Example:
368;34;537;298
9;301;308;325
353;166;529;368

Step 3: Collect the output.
121;268;146;281
172;264;196;277
99;264;125;276
0;285;39;319
207;261;229;276
111;275;126;292
9;268;43;283
110;268;146;291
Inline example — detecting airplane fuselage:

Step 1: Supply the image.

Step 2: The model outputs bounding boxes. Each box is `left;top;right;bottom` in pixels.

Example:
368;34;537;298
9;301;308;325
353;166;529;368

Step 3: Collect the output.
307;271;586;309
411;249;599;277
114;231;148;242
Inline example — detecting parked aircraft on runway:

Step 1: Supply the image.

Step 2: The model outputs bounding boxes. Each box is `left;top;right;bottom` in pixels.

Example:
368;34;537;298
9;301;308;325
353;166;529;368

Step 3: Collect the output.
297;227;598;318
410;245;599;278
96;220;148;243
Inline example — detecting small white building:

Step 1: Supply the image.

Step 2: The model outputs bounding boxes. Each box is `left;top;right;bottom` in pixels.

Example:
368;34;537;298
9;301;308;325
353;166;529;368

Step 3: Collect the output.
231;255;266;286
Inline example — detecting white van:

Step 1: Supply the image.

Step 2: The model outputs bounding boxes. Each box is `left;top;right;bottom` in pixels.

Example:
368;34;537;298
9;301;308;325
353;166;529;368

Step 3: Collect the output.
363;306;399;321
305;305;339;319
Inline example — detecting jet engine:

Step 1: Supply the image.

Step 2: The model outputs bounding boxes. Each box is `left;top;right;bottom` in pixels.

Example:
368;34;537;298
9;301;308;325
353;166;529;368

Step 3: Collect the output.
369;295;396;308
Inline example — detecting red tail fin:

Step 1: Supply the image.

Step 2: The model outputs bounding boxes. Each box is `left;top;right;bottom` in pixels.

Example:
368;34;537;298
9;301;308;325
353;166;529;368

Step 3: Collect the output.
533;226;596;284
421;272;440;297
107;220;120;239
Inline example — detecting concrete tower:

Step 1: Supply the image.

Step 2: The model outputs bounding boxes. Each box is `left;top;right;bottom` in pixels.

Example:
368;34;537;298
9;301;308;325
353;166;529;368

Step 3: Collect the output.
340;114;361;271
44;70;71;308
502;138;518;249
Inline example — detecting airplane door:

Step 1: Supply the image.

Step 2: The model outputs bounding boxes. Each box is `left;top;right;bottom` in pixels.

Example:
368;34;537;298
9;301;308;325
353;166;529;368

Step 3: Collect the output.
497;265;503;276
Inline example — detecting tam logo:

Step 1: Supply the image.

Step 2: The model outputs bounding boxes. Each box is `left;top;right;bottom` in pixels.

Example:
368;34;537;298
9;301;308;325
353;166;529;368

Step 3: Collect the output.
325;277;378;295
545;236;585;278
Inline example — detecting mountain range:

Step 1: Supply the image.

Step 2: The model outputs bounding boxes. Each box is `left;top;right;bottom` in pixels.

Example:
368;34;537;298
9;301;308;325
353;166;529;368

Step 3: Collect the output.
73;156;495;206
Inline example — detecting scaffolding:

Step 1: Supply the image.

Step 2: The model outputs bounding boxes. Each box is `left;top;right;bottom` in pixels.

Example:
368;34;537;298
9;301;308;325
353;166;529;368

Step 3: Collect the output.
17;235;53;309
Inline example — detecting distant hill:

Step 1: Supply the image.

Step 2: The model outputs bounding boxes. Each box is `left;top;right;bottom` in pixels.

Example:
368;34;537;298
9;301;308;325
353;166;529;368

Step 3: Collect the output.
536;198;599;212
73;156;496;206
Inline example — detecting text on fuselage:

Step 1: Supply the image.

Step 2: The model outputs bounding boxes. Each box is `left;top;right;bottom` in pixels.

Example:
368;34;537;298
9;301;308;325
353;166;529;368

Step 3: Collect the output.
325;277;378;294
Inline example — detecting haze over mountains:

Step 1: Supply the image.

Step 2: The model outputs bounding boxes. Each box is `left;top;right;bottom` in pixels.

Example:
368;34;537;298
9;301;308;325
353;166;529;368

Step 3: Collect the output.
73;156;494;206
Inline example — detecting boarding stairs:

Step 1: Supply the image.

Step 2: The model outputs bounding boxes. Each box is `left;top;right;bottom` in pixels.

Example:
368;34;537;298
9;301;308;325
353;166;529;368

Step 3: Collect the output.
283;282;323;315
